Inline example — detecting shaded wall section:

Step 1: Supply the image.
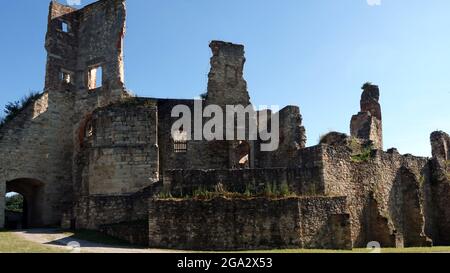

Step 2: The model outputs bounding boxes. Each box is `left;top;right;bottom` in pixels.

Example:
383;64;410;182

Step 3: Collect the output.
149;197;351;250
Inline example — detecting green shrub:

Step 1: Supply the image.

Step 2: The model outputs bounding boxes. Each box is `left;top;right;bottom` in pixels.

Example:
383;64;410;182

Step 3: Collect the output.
351;146;374;163
0;91;42;129
264;182;273;197
279;181;290;197
156;185;173;199
6;194;23;213
362;82;373;90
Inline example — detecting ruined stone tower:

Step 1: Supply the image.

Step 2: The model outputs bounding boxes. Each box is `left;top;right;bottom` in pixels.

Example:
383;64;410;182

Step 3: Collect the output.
0;0;128;228
350;83;383;150
1;0;449;252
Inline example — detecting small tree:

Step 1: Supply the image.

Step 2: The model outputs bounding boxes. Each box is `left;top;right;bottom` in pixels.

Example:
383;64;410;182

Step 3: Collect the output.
6;194;24;213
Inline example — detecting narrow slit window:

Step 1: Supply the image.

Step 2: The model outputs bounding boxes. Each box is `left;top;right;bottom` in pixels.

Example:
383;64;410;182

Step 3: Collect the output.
85;121;93;138
61;22;69;33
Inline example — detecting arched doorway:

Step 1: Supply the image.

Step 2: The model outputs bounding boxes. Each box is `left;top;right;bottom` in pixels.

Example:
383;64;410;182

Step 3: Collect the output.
5;178;45;228
390;168;431;247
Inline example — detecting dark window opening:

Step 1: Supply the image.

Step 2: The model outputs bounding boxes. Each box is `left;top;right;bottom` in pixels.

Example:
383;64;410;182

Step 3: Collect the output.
59;70;72;84
85;121;94;138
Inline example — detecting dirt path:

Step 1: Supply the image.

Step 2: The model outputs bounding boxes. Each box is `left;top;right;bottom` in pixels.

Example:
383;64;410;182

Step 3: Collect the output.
13;229;185;253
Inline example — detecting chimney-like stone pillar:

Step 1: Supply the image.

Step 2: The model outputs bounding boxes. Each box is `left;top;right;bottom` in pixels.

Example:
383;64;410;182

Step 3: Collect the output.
431;131;450;160
350;83;383;150
206;41;251;107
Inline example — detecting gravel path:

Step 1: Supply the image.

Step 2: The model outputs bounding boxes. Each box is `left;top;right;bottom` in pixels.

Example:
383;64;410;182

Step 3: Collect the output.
13;229;185;253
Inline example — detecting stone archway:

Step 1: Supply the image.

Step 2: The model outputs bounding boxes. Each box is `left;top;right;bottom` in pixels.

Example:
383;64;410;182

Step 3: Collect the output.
390;168;431;247
5;178;46;228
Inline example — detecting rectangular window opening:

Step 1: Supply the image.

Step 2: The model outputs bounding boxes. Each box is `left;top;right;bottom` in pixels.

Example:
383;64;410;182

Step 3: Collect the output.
59;70;72;84
88;65;103;90
62;22;69;33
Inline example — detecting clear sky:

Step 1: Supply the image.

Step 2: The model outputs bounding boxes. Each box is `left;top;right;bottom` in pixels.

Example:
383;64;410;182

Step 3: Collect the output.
0;0;448;157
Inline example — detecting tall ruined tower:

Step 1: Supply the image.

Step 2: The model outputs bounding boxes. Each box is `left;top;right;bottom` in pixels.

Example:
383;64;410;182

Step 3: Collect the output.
350;83;383;150
45;0;127;113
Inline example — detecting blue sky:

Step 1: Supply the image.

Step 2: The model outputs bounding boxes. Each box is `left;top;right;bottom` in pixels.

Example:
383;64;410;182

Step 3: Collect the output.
0;0;448;157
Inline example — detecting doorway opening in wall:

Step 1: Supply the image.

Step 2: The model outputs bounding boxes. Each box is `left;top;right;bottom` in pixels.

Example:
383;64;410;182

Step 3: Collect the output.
4;192;27;230
5;178;45;229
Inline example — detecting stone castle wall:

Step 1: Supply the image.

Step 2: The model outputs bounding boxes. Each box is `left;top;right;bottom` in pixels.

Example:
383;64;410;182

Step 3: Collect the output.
163;145;325;197
73;182;160;230
430;131;450;244
0;91;74;227
0;179;5;228
148;197;352;250
77;100;159;196
321;145;432;247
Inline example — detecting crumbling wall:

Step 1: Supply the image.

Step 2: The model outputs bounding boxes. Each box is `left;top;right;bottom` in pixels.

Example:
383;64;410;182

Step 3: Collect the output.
430;131;450;245
148;197;351;250
0;92;74;227
157;99;231;171
74;183;160;230
206;41;250;107
321;144;431;247
45;0;126;101
164;146;325;197
255;106;307;168
78;99;159;196
350;84;383;150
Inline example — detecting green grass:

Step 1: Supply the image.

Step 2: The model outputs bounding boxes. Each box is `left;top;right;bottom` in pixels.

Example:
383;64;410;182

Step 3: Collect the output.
241;246;450;254
0;230;68;253
351;146;374;163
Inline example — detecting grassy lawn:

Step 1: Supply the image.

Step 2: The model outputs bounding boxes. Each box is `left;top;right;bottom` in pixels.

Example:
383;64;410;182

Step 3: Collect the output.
0;229;68;253
1;228;450;253
243;246;450;254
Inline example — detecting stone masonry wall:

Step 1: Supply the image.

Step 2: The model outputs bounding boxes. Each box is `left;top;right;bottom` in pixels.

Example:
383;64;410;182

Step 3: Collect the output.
321;144;432;247
0;180;5;228
430;131;450;245
255;106;307;168
0;90;74;227
350;84;383;150
156;99;230;172
164;146;325;197
100;220;149;246
79;99;159;196
206;41;250;107
74;182;160;230
149;197;351;250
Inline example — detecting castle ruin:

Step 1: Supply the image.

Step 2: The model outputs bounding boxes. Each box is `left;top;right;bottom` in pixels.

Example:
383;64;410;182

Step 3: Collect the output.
0;0;449;250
